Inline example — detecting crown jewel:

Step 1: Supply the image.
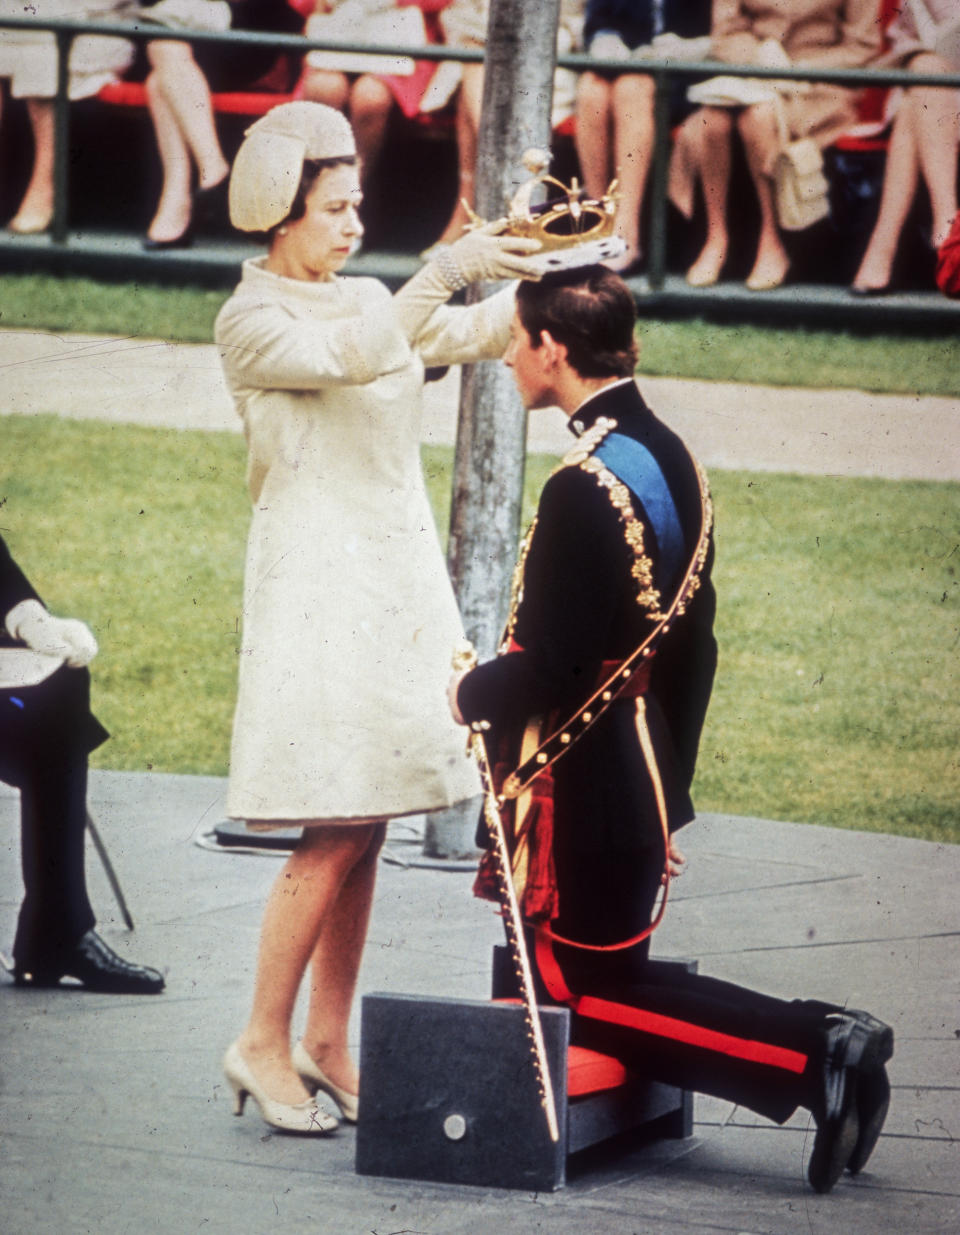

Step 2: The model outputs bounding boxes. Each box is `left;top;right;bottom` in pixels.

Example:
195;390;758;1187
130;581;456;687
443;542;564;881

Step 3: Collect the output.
466;149;625;271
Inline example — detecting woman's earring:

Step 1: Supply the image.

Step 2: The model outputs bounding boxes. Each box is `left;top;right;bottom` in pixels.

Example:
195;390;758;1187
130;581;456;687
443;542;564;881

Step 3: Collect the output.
278;225;289;236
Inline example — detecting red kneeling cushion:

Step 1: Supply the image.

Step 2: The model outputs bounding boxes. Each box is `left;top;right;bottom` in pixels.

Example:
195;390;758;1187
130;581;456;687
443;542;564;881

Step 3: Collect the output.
567;1044;631;1097
493;998;631;1096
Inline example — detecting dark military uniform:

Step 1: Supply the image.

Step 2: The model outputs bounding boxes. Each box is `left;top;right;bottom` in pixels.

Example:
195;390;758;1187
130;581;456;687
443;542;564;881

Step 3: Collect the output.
0;534;106;970
457;380;843;1126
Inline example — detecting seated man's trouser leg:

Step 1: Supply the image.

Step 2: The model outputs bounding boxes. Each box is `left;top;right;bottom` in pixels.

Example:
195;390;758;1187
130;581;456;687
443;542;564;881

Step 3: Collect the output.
0;665;108;969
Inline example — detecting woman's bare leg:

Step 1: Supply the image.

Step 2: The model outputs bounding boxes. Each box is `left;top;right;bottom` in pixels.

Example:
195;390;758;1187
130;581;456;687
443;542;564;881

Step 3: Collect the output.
852;52;958;290
575;70;614;198
607;72;656;268
684;107;734;285
9;99;55;232
909;54;959;247
144;41;229;241
144;71;194;242
349;74;393;188
434;60;484;245
235;821;385;1106
301;66;351;112
851;100;920;290
738;101;791;290
300;821;387;1094
147;41;228;188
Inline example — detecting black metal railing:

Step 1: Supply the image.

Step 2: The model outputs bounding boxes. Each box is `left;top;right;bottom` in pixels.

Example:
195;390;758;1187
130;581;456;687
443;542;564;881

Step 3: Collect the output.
1;13;958;311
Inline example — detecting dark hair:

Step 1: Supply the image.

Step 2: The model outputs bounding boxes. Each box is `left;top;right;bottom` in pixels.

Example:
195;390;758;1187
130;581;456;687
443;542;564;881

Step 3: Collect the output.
267;155;360;236
515;265;638;378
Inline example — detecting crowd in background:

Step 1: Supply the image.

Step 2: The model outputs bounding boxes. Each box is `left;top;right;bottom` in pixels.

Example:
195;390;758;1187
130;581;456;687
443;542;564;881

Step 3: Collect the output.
0;0;957;294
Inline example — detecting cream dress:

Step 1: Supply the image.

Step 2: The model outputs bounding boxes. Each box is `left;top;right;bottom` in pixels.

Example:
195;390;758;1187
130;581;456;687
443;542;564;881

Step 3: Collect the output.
0;1;133;99
216;258;513;823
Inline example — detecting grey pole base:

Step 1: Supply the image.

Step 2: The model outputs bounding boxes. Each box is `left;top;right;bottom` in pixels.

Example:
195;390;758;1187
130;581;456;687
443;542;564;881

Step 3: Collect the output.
419;796;483;865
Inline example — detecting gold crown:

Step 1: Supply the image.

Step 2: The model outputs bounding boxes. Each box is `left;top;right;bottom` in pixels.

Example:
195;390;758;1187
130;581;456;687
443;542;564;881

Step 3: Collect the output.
466;149;619;253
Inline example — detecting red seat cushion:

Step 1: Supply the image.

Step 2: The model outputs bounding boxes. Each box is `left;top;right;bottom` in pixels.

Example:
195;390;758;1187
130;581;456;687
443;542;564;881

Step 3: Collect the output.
492;998;631;1096
97;81;297;115
567;1044;631;1097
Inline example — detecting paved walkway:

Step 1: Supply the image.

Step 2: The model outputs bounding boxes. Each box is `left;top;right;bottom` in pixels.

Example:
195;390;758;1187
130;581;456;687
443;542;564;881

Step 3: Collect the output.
2;328;958;481
1;331;958;1230
1;770;957;1234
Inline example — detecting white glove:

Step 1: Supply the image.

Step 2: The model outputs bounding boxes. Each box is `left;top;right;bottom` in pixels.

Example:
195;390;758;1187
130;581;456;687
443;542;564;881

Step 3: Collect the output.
392;224;541;344
5;598;99;668
432;222;543;290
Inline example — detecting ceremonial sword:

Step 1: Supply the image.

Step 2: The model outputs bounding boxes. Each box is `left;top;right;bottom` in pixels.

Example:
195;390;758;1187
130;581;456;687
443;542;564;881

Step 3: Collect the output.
452;641;560;1144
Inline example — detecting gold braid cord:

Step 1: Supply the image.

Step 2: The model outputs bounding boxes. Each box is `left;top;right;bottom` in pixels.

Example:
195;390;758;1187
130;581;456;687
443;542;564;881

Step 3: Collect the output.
452;642;561;1145
500;421;714;801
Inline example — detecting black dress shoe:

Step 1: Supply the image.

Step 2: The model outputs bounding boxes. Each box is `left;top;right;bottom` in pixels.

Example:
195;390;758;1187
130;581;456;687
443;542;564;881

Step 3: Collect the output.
808;1011;892;1192
193;177;229;232
14;930;165;994
845;1009;894;1174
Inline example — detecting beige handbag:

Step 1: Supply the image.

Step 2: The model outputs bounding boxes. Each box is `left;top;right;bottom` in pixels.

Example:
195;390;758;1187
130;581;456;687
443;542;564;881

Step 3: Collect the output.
772;96;831;231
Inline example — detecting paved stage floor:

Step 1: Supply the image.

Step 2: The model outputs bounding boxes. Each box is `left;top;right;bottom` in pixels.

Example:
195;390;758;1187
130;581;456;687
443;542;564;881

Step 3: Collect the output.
1;769;957;1234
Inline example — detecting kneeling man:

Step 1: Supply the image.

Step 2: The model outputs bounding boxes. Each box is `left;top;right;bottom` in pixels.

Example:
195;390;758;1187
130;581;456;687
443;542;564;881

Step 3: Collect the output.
448;267;891;1194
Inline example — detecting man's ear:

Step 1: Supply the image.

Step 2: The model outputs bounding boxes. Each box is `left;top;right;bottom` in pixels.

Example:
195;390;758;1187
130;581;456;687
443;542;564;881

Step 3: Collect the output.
539;329;567;368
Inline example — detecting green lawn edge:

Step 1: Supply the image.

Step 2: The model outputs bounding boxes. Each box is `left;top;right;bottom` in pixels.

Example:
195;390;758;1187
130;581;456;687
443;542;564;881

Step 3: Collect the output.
2;271;959;396
2;414;957;845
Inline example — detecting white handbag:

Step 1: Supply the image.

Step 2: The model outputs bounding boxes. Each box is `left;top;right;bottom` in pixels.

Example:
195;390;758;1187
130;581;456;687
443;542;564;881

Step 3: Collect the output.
771;96;831;231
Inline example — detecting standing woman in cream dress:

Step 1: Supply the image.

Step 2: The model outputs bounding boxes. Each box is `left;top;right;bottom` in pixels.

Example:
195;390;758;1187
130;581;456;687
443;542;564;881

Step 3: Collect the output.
215;101;540;1134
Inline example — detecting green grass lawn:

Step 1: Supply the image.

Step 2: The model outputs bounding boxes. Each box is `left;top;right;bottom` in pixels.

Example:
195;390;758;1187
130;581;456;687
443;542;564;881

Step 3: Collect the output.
2;271;959;396
2;415;956;844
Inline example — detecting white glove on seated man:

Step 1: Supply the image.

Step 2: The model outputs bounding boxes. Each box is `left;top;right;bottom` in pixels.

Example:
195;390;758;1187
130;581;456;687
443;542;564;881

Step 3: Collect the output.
5;599;99;668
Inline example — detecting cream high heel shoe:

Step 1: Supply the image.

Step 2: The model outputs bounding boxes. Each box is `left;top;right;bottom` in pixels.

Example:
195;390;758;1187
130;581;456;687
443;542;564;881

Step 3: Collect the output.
223;1043;339;1135
292;1040;359;1123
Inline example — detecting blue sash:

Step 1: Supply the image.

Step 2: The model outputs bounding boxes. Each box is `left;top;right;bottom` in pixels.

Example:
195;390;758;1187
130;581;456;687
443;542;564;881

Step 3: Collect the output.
593;433;685;592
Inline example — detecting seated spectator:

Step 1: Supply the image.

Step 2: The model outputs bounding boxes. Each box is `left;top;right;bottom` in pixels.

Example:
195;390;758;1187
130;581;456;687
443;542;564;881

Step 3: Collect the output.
1;532;165;994
0;0;133;233
300;0;457;205
430;0;485;247
574;0;712;275
140;0;303;249
429;0;586;251
674;0;881;291
851;0;960;294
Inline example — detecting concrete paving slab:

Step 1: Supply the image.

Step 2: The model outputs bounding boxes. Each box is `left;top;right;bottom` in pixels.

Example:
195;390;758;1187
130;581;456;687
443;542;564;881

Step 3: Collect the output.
2;328;958;481
1;769;958;1233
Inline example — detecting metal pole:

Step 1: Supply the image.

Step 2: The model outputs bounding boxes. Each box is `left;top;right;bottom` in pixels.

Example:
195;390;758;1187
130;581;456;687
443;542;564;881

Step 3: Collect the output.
447;0;561;657
86;812;135;932
52;29;73;245
646;69;671;292
424;0;561;861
